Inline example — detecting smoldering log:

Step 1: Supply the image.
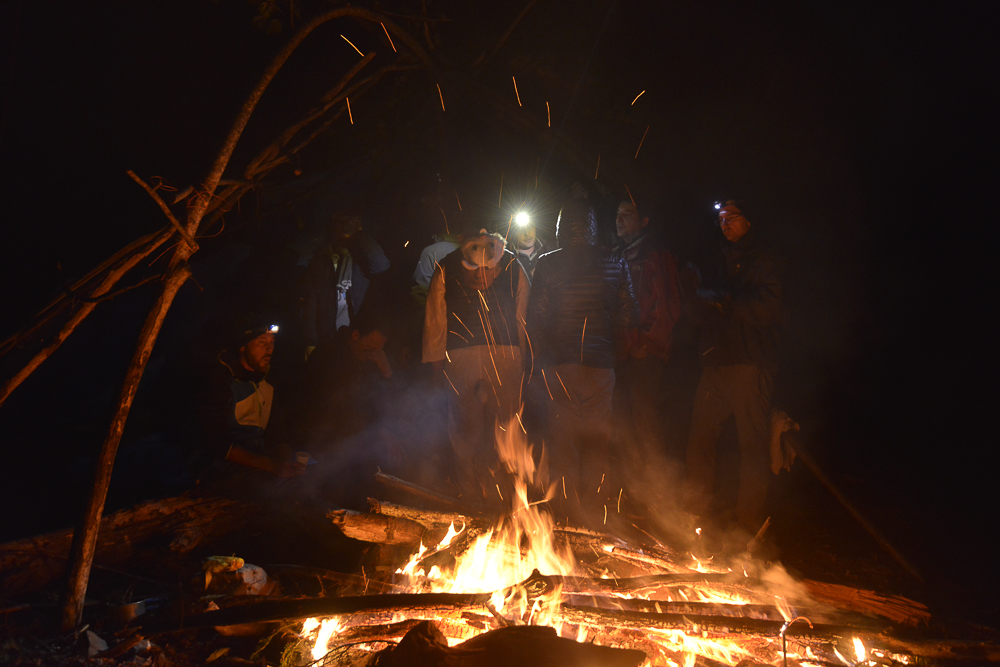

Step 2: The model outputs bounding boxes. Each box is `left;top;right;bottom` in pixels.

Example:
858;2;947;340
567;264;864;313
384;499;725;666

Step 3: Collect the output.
370;620;647;667
368;498;482;529
140;592;493;634
799;578;930;626
328;509;429;545
0;495;254;597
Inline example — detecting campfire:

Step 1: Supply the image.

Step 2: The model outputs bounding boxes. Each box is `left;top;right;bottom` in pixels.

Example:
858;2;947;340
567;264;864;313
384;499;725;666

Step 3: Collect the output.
289;417;929;667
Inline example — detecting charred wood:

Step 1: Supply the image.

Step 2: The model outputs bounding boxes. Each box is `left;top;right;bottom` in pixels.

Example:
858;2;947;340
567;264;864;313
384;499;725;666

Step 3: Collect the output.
328;509;428;546
369;620;646;667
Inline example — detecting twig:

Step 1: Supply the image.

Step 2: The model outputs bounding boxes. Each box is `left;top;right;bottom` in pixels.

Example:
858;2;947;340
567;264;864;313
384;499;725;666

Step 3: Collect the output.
61;273;162;304
473;0;539;67
126;170;198;251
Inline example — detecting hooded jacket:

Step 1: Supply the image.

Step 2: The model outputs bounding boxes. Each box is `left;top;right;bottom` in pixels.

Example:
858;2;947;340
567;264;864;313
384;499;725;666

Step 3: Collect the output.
526;201;639;369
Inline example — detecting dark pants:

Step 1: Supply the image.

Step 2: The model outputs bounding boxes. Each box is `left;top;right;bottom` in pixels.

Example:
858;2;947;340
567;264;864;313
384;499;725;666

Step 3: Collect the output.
541;363;615;522
682;365;773;531
615;355;667;468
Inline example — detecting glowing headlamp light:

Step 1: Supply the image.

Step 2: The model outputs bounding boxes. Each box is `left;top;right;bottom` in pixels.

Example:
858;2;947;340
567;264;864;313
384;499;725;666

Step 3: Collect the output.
515;211;530;227
268;324;279;333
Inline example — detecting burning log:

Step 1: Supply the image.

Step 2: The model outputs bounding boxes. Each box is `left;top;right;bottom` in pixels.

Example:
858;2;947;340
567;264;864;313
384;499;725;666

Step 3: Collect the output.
139;591;491;635
798;579;930;626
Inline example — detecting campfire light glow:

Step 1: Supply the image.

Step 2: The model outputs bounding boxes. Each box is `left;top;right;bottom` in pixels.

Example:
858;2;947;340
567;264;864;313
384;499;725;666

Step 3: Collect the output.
302;417;911;666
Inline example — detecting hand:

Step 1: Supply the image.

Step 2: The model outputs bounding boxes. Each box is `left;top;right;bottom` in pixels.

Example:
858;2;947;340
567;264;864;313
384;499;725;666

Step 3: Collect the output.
272;460;307;478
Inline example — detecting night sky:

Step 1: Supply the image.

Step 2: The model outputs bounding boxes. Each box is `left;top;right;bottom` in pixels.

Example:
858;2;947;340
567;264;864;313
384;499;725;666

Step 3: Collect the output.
1;0;998;618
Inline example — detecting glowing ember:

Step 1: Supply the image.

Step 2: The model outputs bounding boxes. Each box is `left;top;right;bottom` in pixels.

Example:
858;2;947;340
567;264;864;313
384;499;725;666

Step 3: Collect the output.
853;636;867;663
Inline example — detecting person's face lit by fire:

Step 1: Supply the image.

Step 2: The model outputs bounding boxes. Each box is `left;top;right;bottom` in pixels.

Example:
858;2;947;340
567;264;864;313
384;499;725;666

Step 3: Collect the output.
718;205;750;242
240;332;274;373
616;201;648;244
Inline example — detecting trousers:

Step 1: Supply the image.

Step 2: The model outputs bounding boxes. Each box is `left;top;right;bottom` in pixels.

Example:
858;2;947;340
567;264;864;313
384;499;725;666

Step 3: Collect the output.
540;363;615;521
682;364;773;531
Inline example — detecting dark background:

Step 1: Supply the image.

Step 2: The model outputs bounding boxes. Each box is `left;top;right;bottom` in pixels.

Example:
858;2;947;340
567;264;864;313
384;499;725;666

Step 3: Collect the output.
1;0;997;623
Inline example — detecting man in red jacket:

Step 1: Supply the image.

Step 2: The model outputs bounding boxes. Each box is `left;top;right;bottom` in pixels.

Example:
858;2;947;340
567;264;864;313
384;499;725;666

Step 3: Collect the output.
614;201;683;501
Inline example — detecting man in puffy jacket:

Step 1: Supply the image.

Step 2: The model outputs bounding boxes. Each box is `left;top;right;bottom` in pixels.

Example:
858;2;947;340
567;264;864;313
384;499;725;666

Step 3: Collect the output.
682;201;784;538
614;201;683;497
526;200;638;522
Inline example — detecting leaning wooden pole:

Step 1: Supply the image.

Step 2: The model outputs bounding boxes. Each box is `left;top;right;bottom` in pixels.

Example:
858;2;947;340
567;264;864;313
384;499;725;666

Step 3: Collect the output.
59;265;190;631
58;7;427;632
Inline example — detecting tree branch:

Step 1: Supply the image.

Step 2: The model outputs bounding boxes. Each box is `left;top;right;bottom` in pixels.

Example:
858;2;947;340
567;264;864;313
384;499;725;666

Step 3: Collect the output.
126;171;198;251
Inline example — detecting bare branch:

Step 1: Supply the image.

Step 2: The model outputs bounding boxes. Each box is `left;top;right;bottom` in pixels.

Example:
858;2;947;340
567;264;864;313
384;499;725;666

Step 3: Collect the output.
126;171;198;251
473;0;539;67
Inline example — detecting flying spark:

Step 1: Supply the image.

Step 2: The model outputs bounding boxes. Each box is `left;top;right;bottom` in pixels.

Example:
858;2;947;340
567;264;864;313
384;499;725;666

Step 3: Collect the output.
442;370;459;395
618;488;623;513
455;189;462;211
512;76;522;106
594;154;600;179
346;97;354;124
440;207;449;233
380;23;397;52
404;240;409;247
635;124;650;159
631;90;645;105
436;83;446;111
546;101;551;127
340;34;365;57
498;173;503;207
540;369;555;401
624;183;635;206
554;371;572;401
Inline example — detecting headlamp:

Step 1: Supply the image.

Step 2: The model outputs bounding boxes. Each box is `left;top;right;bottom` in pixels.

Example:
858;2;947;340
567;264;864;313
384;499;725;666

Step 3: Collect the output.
515;211;530;227
268;324;279;333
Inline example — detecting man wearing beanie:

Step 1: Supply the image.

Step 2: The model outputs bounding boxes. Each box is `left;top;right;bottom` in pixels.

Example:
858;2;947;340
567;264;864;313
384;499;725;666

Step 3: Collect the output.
682;200;785;542
189;321;305;493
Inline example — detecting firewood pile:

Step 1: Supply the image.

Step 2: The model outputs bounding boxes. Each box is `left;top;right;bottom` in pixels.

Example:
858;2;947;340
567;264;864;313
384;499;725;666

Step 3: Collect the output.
124;476;988;667
3;478;1000;666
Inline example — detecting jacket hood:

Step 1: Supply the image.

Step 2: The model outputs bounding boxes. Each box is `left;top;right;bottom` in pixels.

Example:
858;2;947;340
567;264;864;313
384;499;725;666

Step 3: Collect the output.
556;200;597;247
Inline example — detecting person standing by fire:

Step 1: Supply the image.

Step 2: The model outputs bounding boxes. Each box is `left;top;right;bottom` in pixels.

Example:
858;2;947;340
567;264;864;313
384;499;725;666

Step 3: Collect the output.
422;227;530;503
682;200;785;540
525;200;638;525
300;212;390;361
613;201;683;504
